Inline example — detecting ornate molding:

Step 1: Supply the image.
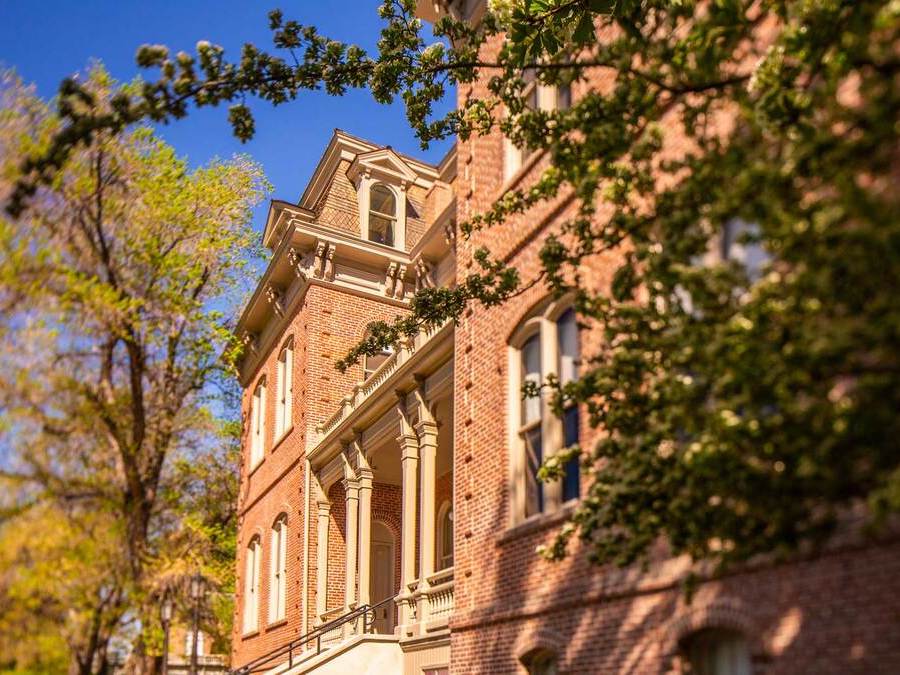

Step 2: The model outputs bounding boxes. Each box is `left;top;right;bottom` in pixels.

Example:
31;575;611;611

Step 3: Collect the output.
288;246;316;279
264;283;285;317
240;330;259;356
444;221;457;252
385;261;399;297
414;258;436;292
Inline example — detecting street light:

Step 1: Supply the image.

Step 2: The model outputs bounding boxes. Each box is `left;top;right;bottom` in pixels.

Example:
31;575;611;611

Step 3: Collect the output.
160;595;173;675
189;573;206;675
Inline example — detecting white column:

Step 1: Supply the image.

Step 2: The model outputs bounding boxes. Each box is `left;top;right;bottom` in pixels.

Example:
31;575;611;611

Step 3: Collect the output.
415;386;439;585
343;463;360;613
414;384;439;625
356;439;374;608
315;498;331;621
396;394;420;628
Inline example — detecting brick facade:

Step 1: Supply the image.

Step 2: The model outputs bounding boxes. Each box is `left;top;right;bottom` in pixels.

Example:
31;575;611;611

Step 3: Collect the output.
230;8;900;673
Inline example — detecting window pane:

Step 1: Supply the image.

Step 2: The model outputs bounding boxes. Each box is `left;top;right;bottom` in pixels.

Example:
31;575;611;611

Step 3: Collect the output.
364;350;392;379
524;426;544;516
562;405;580;502
721;219;768;282
556;83;572;110
557;308;578;385
370;184;396;215
440;507;453;569
686;629;751;675
369;214;395;246
521;334;542;424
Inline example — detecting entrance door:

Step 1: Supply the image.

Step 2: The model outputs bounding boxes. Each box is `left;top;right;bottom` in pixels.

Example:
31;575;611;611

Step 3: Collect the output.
370;521;395;634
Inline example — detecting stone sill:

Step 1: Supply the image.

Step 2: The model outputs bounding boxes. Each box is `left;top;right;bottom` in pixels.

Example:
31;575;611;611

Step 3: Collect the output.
248;456;265;478
240;630;259;640
495;500;577;545
496;148;547;200
266;618;288;630
271;425;294;453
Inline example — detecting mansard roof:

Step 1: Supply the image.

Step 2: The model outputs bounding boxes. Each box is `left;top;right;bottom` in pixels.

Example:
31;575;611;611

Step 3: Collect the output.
261;129;439;250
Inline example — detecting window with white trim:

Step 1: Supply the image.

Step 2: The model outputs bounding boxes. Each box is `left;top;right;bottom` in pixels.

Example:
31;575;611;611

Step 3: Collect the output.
250;379;266;469
368;183;398;247
509;302;581;523
275;340;293;439
243;537;261;633
269;515;287;623
503;70;572;182
681;628;752;675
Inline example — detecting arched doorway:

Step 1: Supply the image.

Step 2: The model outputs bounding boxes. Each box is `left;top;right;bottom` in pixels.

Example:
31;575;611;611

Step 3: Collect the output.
370;520;396;634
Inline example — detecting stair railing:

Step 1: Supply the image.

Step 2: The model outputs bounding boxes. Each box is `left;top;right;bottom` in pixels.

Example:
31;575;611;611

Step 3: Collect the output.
230;596;395;675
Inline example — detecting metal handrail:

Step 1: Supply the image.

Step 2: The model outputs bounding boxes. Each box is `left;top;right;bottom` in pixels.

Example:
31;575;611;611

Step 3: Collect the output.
230;596;395;675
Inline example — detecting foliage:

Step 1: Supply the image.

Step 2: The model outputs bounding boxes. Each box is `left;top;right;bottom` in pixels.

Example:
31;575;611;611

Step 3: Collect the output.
7;0;900;577
0;66;268;672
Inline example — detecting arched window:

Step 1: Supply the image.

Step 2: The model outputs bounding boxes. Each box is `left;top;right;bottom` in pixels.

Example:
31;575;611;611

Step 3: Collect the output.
275;340;293;439
368;184;397;247
269;515;287;623
522;648;558;675
509;302;581;523
437;500;453;570
243;537;261;633
250;378;266;468
681;629;752;675
362;324;394;380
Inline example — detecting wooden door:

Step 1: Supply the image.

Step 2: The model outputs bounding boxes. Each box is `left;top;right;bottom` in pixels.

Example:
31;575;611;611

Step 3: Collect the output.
370;522;395;634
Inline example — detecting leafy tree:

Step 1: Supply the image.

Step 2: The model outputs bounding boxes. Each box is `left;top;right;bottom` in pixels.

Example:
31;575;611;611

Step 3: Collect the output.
0;67;267;672
6;0;900;578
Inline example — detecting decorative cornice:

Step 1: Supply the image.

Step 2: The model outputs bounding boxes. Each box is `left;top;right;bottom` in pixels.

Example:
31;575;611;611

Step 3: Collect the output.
264;284;285;317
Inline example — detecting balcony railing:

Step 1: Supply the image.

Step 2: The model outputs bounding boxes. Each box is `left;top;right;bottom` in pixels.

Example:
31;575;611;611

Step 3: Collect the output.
423;567;455;623
314;320;449;444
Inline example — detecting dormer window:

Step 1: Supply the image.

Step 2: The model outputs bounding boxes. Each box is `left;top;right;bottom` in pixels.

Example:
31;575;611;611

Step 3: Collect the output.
368;183;398;246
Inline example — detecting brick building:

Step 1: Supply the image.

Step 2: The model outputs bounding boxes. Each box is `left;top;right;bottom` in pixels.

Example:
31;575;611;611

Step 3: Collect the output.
231;2;900;673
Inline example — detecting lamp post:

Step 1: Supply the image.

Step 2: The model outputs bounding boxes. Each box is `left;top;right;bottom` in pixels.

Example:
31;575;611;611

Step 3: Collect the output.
189;573;205;675
160;595;173;675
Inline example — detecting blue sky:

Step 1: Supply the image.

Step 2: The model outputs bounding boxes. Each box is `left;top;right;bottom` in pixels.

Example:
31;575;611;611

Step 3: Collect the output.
0;0;455;228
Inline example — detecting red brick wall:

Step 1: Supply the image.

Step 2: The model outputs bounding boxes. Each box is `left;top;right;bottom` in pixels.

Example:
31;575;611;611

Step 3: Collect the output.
233;279;410;666
449;19;900;675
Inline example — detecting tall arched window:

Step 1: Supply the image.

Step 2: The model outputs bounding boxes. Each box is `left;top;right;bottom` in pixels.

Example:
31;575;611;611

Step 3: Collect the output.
437;500;454;570
368;184;397;247
509;301;581;524
681;629;752;675
250;379;266;469
269;515;287;623
275;340;293;439
243;537;261;633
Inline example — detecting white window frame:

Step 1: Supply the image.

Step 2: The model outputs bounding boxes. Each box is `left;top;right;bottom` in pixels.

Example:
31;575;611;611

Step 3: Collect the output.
243;537;261;634
503;71;571;182
269;515;288;623
250;379;266;469
507;300;581;526
358;179;406;250
274;340;293;440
